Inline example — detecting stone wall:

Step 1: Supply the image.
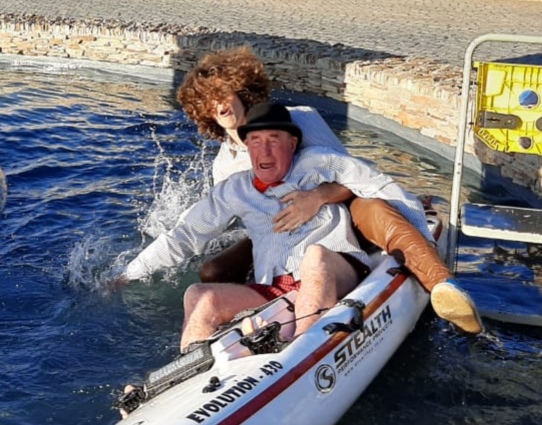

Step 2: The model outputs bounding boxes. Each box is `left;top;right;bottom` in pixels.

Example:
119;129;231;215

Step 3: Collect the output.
1;14;540;196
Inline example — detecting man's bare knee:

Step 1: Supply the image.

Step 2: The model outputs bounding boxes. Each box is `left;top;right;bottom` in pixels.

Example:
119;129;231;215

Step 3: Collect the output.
300;244;333;279
184;284;219;312
303;244;330;263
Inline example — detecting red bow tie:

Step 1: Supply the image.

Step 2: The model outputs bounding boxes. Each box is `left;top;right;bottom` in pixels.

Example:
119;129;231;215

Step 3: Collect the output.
253;177;283;193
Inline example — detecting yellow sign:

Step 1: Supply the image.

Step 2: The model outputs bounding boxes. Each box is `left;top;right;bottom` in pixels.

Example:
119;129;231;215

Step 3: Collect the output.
474;61;542;155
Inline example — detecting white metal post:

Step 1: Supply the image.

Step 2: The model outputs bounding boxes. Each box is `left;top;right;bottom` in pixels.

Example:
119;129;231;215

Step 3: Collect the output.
446;33;542;270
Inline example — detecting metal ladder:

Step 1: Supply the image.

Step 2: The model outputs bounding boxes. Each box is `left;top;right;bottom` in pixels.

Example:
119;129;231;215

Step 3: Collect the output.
444;34;542;326
446;34;542;269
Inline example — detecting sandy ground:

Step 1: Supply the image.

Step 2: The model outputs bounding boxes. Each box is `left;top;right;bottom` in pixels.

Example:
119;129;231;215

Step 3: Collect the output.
1;0;542;66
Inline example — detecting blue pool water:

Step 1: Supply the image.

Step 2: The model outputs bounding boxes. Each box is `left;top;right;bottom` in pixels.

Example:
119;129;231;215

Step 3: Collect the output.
0;63;541;425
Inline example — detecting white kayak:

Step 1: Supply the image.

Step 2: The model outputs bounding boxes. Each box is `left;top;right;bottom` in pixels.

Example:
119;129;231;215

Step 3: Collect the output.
116;211;445;425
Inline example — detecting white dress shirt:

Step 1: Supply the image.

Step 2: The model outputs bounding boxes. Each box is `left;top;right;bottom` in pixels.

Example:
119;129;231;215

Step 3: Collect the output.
125;146;432;283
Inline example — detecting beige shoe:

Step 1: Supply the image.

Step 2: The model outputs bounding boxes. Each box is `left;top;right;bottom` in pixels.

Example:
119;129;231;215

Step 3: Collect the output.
431;280;483;334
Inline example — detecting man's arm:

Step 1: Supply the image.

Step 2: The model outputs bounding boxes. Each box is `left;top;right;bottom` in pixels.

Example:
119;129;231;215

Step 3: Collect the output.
273;183;353;232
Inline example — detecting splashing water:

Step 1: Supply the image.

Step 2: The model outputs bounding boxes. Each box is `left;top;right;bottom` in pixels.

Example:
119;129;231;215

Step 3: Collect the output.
66;236;120;291
62;116;244;290
138;130;214;239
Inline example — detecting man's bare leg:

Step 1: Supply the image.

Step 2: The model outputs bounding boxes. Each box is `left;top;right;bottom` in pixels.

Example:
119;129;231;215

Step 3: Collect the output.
294;245;359;337
181;283;267;350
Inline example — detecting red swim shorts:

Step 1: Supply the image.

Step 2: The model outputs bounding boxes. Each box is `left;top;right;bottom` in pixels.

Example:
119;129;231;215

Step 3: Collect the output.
247;274;301;302
246;253;370;302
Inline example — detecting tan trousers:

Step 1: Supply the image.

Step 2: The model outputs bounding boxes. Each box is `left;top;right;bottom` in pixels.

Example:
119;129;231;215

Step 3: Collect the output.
349;198;451;291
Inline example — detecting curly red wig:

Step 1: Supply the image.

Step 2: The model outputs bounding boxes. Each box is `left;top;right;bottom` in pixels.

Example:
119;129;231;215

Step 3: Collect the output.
177;46;271;141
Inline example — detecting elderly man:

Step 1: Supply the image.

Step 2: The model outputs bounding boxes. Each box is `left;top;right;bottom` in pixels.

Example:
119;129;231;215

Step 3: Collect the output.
122;103;482;349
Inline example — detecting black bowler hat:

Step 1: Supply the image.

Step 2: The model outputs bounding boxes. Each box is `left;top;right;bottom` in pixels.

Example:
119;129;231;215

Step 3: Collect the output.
238;103;303;143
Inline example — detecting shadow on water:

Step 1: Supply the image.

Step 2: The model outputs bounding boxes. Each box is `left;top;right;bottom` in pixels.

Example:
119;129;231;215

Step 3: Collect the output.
338;307;542;425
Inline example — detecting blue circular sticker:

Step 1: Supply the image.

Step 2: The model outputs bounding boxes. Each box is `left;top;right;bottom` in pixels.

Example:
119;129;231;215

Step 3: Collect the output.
518;89;539;109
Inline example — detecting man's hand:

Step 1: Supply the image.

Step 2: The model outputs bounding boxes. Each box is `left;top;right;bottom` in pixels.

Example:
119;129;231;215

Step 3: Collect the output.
273;190;322;232
273;183;353;233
